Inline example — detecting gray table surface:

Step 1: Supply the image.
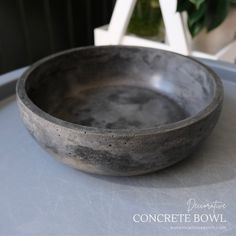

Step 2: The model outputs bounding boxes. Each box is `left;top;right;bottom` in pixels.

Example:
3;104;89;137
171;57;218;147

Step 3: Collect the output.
0;60;236;236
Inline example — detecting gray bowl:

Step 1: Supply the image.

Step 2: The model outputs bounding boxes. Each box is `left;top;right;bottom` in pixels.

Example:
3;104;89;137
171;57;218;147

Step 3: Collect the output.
16;46;223;176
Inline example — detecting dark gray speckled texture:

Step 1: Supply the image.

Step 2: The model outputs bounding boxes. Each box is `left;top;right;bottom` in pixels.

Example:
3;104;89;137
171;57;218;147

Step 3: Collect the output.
16;46;223;176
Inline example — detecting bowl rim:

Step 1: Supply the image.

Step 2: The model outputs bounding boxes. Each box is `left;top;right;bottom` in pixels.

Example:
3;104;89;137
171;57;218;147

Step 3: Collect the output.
16;45;223;136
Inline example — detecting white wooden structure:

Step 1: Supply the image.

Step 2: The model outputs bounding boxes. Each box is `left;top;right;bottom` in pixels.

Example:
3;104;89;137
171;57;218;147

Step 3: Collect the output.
94;0;236;63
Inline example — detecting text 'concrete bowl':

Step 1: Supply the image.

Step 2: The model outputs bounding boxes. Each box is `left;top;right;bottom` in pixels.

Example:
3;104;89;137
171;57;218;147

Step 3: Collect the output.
16;46;223;176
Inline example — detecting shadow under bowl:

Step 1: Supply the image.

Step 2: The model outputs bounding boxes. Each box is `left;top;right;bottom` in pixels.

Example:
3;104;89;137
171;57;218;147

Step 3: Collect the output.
16;46;223;176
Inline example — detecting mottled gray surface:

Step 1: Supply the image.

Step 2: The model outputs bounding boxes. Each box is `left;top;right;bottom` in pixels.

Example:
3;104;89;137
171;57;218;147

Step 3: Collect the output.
16;46;223;175
50;85;187;129
0;60;235;236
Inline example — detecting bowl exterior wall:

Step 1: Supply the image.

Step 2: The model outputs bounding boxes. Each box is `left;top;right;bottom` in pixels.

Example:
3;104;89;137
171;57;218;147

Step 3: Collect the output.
17;95;222;176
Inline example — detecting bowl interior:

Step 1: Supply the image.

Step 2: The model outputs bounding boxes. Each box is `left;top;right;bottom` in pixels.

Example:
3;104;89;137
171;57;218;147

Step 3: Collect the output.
25;47;216;130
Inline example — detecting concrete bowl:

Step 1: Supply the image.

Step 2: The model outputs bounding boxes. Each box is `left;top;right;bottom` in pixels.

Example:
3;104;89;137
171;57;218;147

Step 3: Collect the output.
16;46;223;176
